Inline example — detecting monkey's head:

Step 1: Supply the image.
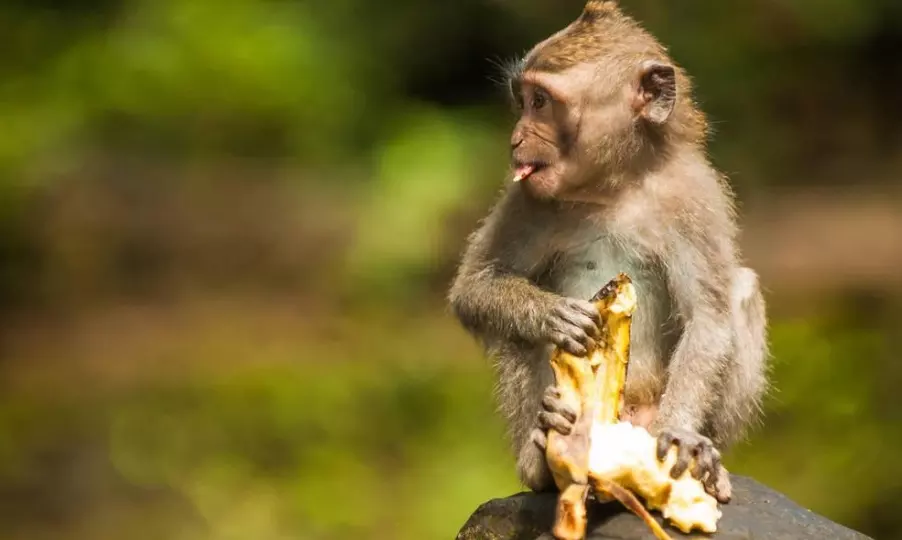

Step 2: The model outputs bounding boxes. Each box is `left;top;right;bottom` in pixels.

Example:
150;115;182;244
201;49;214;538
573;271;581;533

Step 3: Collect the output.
505;0;707;200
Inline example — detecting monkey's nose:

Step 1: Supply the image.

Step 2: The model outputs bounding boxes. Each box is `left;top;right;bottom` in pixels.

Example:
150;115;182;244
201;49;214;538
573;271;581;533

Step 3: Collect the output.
511;139;524;152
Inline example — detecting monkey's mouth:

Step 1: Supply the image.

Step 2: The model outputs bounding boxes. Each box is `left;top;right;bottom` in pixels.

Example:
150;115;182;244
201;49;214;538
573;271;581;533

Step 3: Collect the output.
512;162;547;183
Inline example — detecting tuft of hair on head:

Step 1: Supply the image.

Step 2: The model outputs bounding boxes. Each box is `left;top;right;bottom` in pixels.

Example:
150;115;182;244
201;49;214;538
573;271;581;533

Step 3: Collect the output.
581;0;620;22
524;0;642;74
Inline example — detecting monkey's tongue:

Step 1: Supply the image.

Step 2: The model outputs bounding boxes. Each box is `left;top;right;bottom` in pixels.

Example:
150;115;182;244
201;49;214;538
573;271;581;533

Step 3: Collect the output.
512;164;536;183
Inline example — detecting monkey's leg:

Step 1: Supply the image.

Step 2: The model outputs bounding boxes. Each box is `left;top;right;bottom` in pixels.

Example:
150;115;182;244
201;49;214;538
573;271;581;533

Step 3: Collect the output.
710;267;768;446
697;267;767;502
493;343;560;493
651;267;767;504
517;442;557;492
527;386;581;491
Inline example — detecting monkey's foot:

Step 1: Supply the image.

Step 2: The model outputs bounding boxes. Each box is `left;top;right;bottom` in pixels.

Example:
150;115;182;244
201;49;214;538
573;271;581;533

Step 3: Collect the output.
532;388;580;453
531;428;549;452
538;385;578;437
587;422;721;535
656;427;731;503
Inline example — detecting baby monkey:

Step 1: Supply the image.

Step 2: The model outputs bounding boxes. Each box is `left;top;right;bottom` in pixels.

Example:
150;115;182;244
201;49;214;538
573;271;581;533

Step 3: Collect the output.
449;0;768;503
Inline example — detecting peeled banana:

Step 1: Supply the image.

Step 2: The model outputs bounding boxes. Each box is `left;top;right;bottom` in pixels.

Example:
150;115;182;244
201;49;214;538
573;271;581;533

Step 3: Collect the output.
544;273;722;540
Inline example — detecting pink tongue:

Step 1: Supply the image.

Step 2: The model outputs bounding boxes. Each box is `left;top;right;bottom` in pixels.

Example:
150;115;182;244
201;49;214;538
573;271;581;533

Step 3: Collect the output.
512;164;536;183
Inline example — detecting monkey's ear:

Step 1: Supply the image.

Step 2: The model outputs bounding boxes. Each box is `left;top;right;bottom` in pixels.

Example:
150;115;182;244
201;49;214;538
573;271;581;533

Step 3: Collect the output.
635;61;676;125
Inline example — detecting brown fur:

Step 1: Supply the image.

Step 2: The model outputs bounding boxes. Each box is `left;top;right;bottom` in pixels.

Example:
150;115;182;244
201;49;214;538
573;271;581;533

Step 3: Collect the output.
513;1;706;147
448;1;768;496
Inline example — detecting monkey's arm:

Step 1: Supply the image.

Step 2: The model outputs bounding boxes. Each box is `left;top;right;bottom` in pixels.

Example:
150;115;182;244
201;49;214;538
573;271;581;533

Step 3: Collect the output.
449;195;550;342
449;190;599;354
653;230;736;435
449;251;553;346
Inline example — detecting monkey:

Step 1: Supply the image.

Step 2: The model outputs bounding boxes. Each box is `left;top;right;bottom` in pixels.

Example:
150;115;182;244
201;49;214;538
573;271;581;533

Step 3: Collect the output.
448;0;768;504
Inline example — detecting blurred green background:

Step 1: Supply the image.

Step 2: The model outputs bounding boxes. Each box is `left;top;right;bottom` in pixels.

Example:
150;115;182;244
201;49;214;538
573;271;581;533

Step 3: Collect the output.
0;0;900;539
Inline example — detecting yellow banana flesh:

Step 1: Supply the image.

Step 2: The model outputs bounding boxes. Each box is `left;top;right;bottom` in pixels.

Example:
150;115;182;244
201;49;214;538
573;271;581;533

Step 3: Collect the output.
545;273;721;540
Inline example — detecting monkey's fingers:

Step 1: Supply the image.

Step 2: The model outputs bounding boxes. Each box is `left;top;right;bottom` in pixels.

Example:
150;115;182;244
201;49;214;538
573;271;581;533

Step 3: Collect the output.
550;307;599;341
551;331;592;357
542;391;579;423
563;298;603;325
539;411;574;435
555;303;598;330
546;294;603;345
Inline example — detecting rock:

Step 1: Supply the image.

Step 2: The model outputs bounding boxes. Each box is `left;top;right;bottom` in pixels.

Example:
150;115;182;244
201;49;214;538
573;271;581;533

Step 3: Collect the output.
456;475;872;540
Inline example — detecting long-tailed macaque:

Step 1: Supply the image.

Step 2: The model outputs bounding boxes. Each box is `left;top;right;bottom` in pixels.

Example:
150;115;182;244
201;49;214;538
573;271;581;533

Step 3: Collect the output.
448;0;768;503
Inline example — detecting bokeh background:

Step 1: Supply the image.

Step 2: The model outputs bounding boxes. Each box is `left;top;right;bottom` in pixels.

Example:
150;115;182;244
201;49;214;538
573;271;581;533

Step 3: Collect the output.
1;0;901;539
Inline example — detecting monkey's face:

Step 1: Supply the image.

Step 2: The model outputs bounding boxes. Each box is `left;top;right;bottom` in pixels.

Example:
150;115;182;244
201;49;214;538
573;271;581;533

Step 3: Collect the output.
508;59;677;201
508;68;583;200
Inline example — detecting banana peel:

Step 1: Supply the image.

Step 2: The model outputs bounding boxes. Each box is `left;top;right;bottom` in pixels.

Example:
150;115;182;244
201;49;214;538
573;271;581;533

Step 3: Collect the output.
545;273;722;540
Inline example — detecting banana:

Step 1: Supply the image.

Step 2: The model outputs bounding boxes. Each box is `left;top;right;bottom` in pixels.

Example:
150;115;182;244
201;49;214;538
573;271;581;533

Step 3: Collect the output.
545;273;721;540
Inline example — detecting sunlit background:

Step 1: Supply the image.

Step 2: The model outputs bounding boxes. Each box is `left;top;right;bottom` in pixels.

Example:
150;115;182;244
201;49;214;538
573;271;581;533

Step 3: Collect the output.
1;1;900;539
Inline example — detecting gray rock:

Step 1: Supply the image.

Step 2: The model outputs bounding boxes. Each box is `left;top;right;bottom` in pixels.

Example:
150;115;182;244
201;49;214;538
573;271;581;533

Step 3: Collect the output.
456;475;872;539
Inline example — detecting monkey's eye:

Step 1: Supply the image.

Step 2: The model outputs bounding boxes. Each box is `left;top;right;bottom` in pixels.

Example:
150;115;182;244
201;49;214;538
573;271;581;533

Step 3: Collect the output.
531;90;549;111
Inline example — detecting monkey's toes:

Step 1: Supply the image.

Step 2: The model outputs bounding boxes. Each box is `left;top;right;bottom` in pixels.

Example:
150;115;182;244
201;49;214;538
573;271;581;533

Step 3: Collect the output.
530;428;548;452
656;427;726;496
538;410;574;436
709;465;732;503
542;388;578;423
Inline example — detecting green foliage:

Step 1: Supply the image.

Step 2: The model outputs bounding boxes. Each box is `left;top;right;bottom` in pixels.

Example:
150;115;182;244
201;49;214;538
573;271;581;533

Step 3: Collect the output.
0;0;900;538
0;0;372;185
345;106;504;297
1;311;898;538
730;313;899;527
1;360;518;540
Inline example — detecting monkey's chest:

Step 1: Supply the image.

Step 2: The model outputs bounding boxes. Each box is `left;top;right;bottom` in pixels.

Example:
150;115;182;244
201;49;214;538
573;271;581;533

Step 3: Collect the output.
551;239;659;302
551;238;674;345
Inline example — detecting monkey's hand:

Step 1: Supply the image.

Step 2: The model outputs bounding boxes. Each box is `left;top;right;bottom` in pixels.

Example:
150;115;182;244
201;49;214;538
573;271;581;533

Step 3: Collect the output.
656;427;732;504
539;297;601;357
531;386;579;451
